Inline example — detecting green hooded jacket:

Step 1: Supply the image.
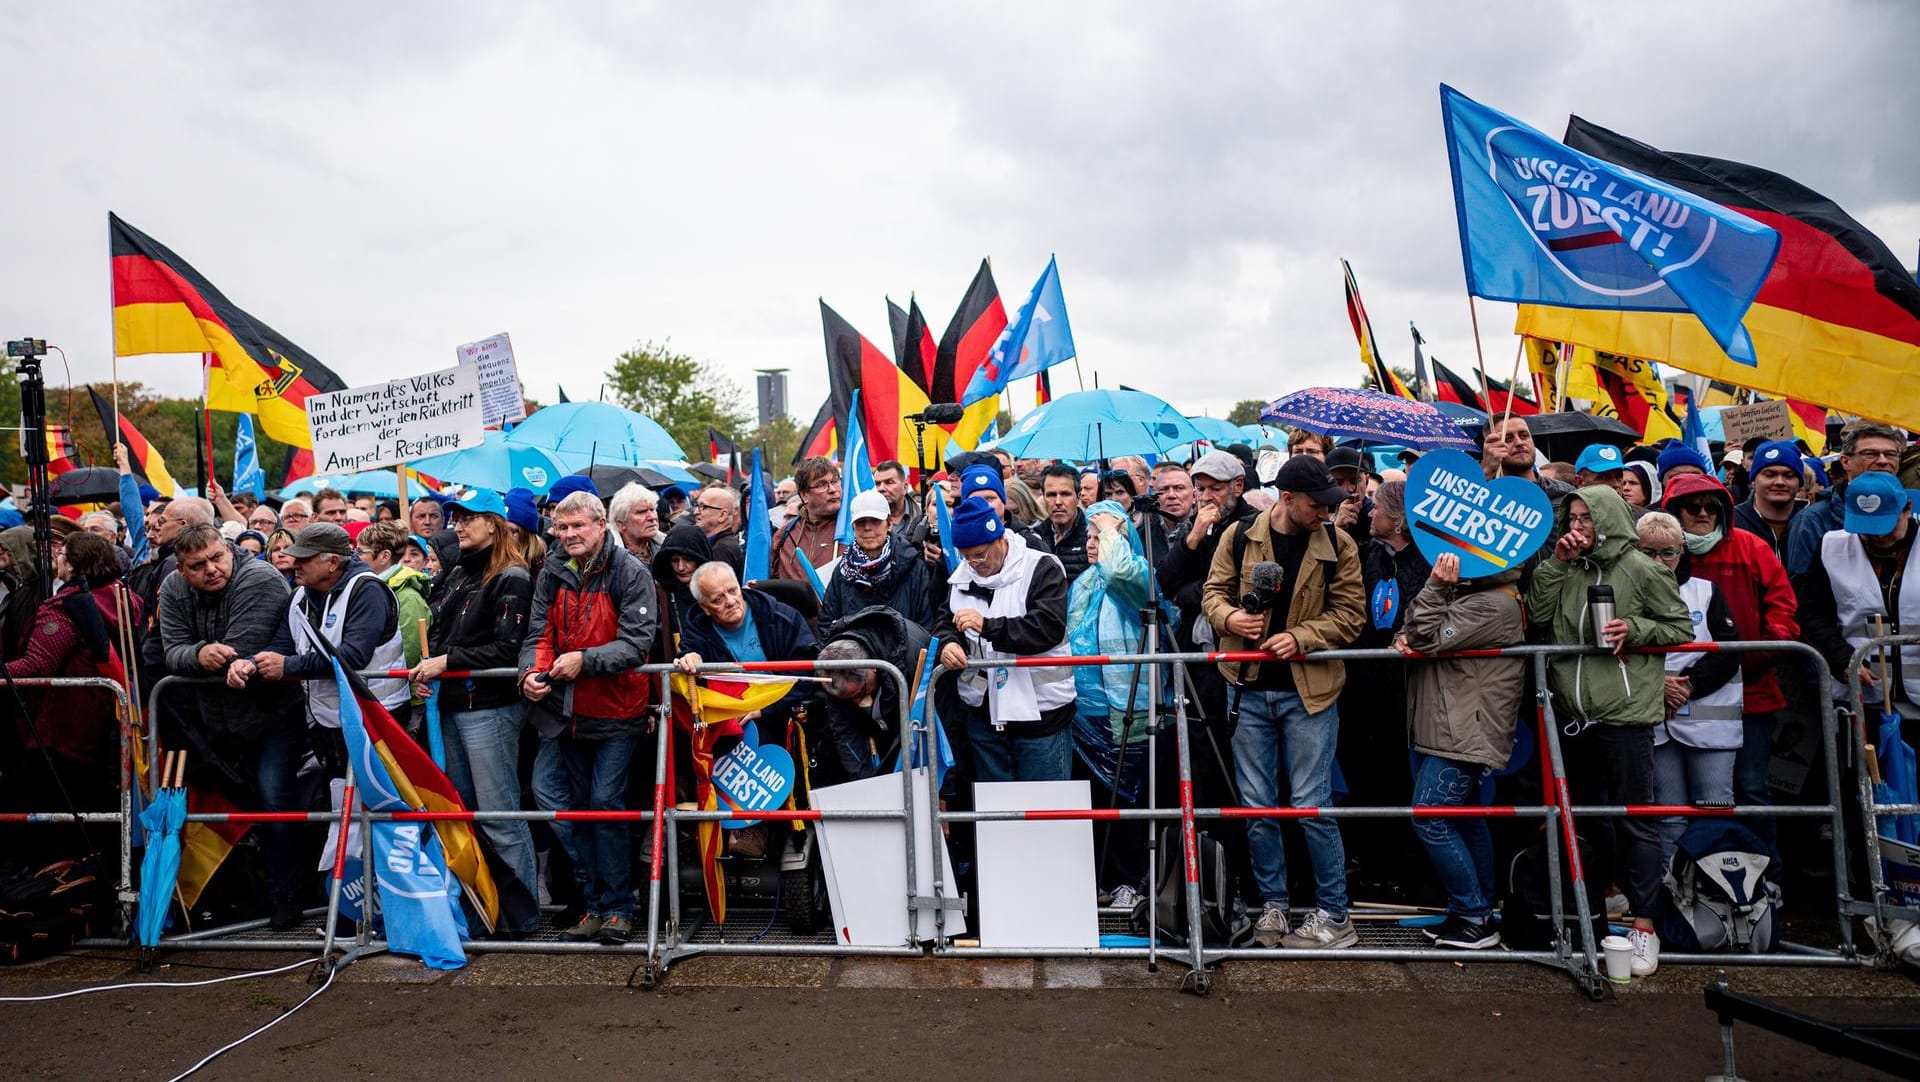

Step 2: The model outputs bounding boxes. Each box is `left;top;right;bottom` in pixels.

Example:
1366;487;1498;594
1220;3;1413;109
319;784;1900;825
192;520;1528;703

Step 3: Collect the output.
383;563;432;669
1526;484;1693;728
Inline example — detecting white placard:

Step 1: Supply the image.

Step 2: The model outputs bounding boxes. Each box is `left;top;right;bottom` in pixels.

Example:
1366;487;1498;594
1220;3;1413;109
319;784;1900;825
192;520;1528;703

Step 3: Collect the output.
974;780;1099;949
456;332;526;427
811;768;963;945
306;364;485;474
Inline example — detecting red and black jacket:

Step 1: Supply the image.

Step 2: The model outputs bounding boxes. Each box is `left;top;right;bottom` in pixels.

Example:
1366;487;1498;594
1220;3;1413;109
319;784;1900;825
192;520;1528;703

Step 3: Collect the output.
519;531;659;739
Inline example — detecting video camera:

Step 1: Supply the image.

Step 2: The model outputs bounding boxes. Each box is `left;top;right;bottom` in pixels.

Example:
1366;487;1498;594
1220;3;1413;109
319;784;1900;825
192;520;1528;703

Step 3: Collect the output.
1239;560;1284;614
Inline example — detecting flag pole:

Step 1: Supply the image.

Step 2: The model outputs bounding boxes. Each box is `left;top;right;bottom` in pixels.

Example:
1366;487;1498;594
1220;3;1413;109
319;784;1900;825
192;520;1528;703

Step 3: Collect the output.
1497;336;1525;433
106;215;121;439
397;464;409;524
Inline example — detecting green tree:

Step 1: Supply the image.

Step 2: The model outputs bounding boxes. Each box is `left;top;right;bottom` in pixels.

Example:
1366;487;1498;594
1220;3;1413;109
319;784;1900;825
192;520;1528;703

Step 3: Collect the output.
6;381;292;493
604;340;751;463
747;414;803;474
1225;399;1265;426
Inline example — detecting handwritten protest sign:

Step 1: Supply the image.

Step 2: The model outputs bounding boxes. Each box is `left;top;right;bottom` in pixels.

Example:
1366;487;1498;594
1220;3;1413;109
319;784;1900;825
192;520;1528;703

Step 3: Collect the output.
1718;399;1793;445
306;364;485;473
456;332;526;427
1406;449;1554;578
711;721;796;830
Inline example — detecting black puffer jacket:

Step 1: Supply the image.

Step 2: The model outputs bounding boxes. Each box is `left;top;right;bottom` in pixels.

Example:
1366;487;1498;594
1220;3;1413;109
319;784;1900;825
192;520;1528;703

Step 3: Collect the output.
426;545;534;711
652;522;712;641
819;534;935;633
818;606;932;781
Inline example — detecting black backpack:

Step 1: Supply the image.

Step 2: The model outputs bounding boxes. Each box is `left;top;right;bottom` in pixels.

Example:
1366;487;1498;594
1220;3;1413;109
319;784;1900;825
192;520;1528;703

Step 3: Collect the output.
1501;832;1607;951
1655;821;1781;953
0;854;112;964
1132;827;1252;947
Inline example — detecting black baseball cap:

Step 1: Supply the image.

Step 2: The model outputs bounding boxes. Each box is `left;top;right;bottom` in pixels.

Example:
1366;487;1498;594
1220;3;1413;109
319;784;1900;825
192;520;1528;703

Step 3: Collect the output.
1276;456;1350;508
1325;446;1366;475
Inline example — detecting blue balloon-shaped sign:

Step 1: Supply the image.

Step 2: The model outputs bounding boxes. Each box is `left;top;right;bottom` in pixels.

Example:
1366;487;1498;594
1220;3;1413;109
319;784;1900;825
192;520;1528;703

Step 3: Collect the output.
711;721;797;830
1405;449;1554;579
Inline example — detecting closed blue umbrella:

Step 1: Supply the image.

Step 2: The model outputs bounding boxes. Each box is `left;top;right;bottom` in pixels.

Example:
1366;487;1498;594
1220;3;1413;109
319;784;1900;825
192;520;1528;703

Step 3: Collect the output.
986;389;1206;461
135;753;189;950
1260;387;1479;451
505;402;685;469
1877;707;1919;846
414;432;569;496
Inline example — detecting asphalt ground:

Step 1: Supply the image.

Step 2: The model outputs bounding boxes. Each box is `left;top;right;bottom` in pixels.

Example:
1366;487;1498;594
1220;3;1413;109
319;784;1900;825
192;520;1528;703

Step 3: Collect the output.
4;949;1918;1081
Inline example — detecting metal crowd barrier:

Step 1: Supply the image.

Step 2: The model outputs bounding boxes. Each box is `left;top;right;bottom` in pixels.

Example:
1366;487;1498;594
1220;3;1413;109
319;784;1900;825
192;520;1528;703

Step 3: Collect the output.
10;640;1871;994
1845;633;1920;961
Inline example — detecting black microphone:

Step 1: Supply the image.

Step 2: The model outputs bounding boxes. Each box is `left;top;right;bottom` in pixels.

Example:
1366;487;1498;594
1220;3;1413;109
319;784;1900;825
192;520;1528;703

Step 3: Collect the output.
1250;561;1283;596
914;403;967;425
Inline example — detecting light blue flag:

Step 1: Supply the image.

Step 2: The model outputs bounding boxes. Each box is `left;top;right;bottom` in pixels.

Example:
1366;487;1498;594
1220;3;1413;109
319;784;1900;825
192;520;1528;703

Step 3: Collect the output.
932;486;960;576
333;658;468;970
797;544;828;600
834;389;876;546
1440;84;1779;365
744;448;772;582
232;414;266;500
962;256;1077;405
894;652;955;781
979;417;999;445
1681;387;1713;462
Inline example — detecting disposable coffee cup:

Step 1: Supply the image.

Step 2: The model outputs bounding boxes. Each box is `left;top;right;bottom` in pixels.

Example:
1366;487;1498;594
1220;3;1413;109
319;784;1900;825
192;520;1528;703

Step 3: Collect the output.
1601;934;1632;983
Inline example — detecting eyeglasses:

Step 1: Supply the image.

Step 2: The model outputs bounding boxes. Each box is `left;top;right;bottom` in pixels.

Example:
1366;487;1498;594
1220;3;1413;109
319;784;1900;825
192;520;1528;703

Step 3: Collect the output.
1639;547;1683;559
696;501;729;512
1850;448;1902;463
806;478;842;493
1673;501;1719;516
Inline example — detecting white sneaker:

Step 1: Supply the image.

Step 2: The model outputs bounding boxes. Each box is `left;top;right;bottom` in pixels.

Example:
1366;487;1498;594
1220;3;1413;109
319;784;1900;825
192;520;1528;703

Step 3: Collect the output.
1628;928;1659;977
1253;901;1290;948
1281;908;1358;950
1108;885;1141;911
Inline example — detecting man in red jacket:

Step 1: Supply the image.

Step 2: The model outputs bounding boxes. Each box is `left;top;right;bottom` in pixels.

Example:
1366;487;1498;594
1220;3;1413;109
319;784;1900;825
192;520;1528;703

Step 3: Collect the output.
1661;474;1801;816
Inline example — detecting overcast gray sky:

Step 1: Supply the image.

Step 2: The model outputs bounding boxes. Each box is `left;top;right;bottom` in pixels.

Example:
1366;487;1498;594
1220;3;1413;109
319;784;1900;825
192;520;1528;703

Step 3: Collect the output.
5;0;1916;433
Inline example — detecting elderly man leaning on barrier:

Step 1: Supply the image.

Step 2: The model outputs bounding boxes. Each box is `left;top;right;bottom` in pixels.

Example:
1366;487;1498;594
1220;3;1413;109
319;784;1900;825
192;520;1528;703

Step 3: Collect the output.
1528;484;1693;978
156;521;307;930
814;606;930;784
933;496;1075;783
520;490;659;946
1204;454;1367;951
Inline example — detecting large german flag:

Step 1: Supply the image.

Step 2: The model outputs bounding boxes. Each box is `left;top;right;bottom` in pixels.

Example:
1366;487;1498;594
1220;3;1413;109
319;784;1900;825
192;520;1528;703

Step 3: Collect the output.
109;214;345;448
1482;371;1540;417
1515;119;1920;428
1344;259;1416;400
894;296;939;399
794;398;835;466
86;386;177;496
821;301;934;467
932;260;1005;451
1431;359;1485;410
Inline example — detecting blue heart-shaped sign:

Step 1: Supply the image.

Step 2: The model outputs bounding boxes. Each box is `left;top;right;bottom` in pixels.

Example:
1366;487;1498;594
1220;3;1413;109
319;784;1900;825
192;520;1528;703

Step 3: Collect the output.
712;721;796;830
1405;449;1554;579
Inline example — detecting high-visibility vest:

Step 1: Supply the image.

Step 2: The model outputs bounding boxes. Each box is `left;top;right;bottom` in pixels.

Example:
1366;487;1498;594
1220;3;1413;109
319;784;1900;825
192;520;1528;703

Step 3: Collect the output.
1819;524;1920;704
289;572;409;727
1657;576;1745;750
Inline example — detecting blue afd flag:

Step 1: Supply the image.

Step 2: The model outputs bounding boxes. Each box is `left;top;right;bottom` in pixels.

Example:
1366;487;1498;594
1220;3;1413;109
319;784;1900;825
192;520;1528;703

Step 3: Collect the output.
1680;387;1712;462
232;414;266;500
333;658;467;969
932;485;960;575
1440;84;1779;365
834;389;876;546
744;448;772;582
962;256;1076;405
894;652;955;782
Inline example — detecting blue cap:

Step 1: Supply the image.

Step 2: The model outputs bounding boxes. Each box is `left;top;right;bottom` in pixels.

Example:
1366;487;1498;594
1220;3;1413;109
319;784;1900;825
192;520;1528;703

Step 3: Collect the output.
951;496;1004;549
138;481;161;505
1656;444;1711;479
1574;444;1625;475
548;475;599;503
1807;456;1831;487
503;488;542;534
1845;472;1911;535
405;533;431;557
959;464;1005;503
442;489;507;519
1750;440;1804;478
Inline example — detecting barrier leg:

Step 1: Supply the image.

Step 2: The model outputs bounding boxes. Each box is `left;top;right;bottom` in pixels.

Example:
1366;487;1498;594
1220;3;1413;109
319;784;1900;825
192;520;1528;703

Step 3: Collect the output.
1171;660;1209;994
638;696;672;988
1818;694;1857;958
117;688;134;938
315;768;358;978
1533;654;1603;996
1852;707;1896;958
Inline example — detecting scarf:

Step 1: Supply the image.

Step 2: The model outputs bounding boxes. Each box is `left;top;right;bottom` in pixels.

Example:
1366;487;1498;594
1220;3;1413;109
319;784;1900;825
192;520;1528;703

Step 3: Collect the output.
838;538;897;591
1684;527;1723;556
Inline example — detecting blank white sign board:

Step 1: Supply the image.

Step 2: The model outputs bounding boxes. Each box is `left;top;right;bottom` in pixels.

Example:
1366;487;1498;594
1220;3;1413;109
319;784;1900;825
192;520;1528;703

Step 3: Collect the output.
974;780;1099;949
812;768;963;946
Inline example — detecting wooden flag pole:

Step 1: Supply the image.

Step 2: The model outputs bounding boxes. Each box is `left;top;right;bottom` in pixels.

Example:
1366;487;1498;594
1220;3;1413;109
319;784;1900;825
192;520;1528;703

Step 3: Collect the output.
1497;336;1526;433
397;465;409;525
106;215;120;438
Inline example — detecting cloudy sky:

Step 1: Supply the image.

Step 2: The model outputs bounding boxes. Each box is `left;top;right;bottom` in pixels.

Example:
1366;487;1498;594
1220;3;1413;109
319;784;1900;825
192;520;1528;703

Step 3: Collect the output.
5;0;1916;433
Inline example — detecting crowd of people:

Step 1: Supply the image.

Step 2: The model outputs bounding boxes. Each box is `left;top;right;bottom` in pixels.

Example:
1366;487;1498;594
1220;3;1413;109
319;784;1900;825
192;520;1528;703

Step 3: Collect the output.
2;410;1913;977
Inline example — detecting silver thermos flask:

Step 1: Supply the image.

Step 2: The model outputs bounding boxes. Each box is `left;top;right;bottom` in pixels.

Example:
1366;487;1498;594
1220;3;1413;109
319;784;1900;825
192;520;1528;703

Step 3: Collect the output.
1587;584;1616;649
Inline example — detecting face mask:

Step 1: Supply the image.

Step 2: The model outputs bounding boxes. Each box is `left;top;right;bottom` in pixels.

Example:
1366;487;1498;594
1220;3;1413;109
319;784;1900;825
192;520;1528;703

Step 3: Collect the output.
1684;527;1723;556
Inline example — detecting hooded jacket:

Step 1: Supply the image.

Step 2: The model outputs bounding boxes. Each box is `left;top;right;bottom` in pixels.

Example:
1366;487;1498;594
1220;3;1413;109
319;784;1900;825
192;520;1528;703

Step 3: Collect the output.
1160;497;1257;650
0;525;41;660
820;532;935;632
157;544;302;743
521;530;659;739
652;521;712;641
1398;568;1527;768
1033;506;1091;584
817;606;930;781
1527;485;1694;727
1786;483;1848;578
426;545;533;712
1660;473;1801;714
4;580;139;764
383;563;432;670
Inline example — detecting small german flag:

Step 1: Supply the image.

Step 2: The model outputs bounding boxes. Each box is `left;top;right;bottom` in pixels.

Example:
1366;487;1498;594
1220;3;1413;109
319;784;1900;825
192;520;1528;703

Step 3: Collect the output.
46;424;79;477
1482;371;1540;417
1431;359;1485;411
1035;368;1052;406
87;386;177;496
1344;259;1416;400
109;214;345;449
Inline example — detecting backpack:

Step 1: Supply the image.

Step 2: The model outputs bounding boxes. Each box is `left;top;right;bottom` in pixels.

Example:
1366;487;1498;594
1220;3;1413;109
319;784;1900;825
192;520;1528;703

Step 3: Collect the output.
1654;821;1781;954
1500;832;1607;951
0;854;112;964
1132;827;1252;947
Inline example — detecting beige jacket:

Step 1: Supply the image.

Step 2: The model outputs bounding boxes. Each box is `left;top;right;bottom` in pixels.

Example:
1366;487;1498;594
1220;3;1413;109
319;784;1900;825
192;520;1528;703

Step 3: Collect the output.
1202;511;1366;714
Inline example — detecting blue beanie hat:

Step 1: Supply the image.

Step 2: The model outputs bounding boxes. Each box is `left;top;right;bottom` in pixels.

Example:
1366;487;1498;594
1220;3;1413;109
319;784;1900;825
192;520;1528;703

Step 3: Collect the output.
958;464;1005;504
138;481;160;505
548;475;599;503
1655;444;1711;479
503;488;542;534
951;496;1004;549
1749;440;1804;477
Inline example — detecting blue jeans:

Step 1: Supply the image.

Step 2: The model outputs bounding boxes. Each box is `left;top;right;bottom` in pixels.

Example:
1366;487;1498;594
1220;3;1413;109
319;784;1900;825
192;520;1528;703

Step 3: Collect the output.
441;704;540;933
969;715;1073;783
1230;687;1348;919
1652;739;1738;870
533;734;637;918
244;725;302;901
1410;754;1494;921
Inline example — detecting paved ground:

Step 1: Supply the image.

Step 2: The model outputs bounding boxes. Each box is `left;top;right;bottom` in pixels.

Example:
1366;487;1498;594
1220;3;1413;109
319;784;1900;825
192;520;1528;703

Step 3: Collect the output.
3;948;1917;1080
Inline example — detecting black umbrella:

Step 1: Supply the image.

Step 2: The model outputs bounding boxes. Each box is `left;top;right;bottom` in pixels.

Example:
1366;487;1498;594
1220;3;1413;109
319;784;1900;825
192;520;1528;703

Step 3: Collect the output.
577;463;676;492
48;467;122;504
1520;412;1641;461
688;462;730;483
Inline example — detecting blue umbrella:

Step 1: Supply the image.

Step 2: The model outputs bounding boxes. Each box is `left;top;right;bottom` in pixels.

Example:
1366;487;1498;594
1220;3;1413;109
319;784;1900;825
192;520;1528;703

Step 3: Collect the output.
1432;400;1490;429
1237;422;1285;448
985;389;1206;461
135;752;188;950
1184;416;1245;445
279;474;344;497
1260;387;1479;452
1877;703;1919;846
414;432;570;496
505;402;686;470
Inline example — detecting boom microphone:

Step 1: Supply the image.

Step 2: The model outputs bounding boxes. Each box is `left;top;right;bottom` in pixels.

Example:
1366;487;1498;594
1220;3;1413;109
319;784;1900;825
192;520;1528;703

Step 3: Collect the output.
915;403;967;425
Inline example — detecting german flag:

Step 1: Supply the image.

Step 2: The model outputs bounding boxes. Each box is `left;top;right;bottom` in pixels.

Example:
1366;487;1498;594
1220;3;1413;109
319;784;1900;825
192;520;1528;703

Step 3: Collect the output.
1035;368;1053;406
109;214;345;448
932;261;1005;451
86;386;177;496
46;424;79;477
1786;398;1830;452
1483;371;1540;417
1344;259;1416;399
794;398;835;466
1515;118;1920;429
902;297;939;400
821;300;933;467
1431;359;1485;411
708;427;740;481
670;672;798;924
